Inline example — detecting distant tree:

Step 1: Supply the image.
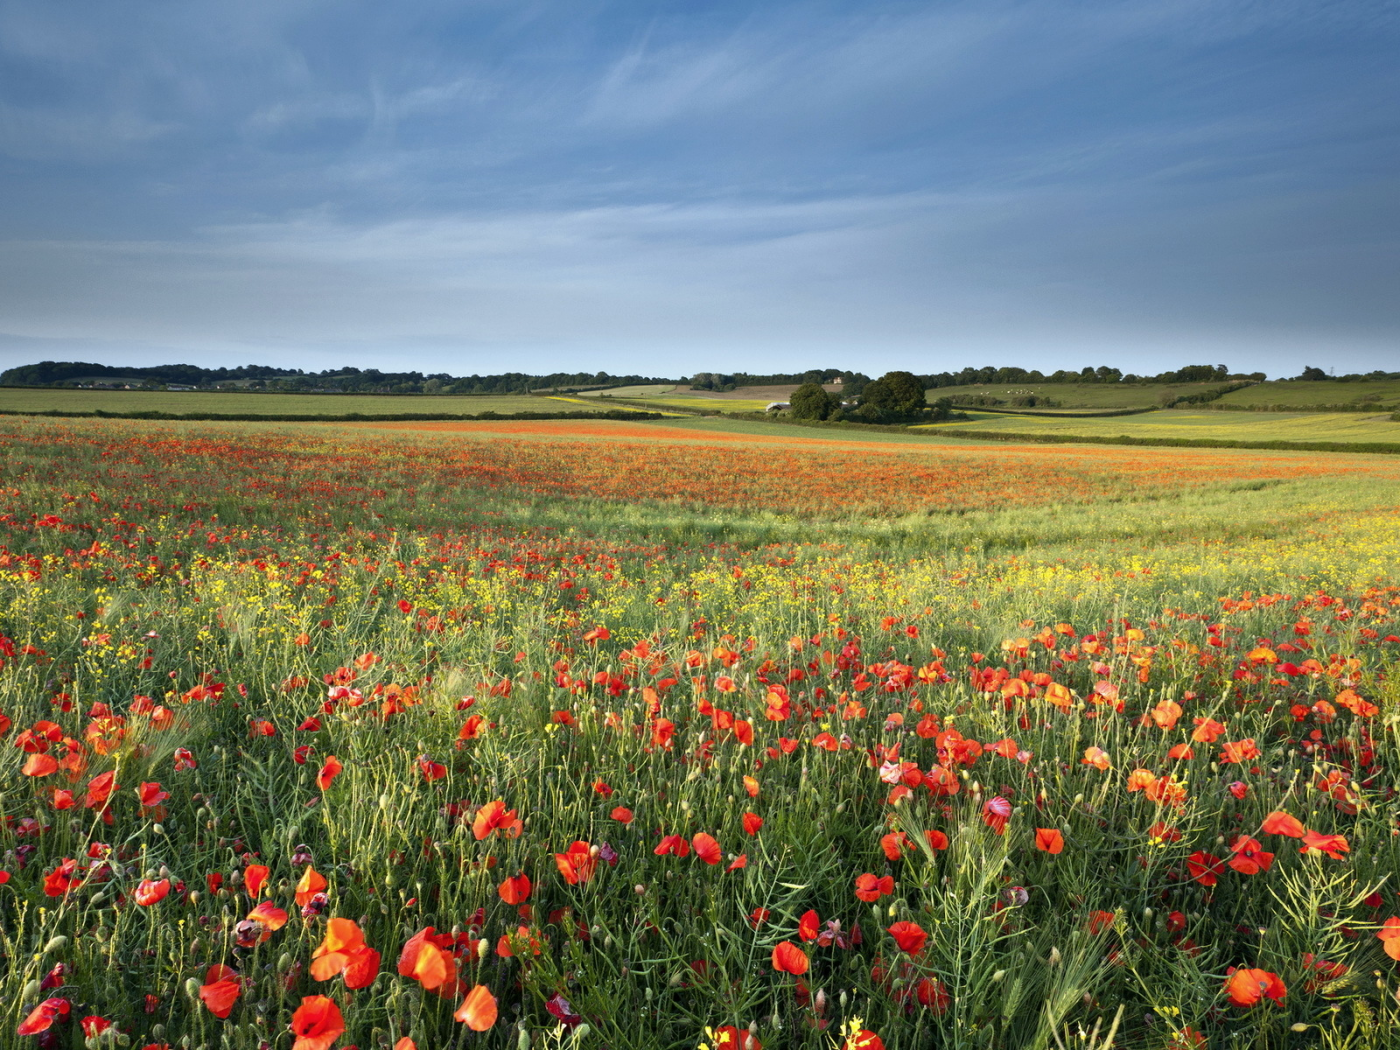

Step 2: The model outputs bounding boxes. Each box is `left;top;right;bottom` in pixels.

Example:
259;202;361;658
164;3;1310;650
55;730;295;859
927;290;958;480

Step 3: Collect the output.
1299;366;1329;381
789;383;835;420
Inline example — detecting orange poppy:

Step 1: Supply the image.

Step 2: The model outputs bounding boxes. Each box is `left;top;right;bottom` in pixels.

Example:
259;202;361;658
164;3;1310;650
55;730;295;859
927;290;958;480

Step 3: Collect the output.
1034;828;1064;854
316;756;342;792
498;872;532;904
692;833;722;866
554;841;598;885
295;866;328;907
771;940;809;975
1261;811;1306;838
244;864;270;897
1223;968;1286;1008
134;878;170;906
199;964;241;1019
455;984;498;1030
290;995;345;1050
398;928;458;992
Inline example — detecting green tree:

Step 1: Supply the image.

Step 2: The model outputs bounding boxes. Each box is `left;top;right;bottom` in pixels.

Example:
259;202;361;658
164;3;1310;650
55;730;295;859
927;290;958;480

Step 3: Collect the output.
789;383;834;420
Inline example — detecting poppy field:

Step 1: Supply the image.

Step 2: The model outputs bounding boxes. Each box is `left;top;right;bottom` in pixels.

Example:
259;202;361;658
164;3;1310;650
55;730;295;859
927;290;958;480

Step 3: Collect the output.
3;416;1400;1050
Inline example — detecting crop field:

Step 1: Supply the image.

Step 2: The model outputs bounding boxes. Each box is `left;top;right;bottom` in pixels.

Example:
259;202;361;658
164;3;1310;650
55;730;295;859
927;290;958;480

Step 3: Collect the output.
575;386;679;399
918;383;1246;410
3;415;1400;1050
1216;381;1400;411
919;409;1400;446
0;389;617;418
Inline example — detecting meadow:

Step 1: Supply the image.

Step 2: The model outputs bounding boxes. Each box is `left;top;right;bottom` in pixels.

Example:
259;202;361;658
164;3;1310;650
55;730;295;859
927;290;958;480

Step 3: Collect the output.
2;415;1400;1050
919;409;1400;448
0;389;624;419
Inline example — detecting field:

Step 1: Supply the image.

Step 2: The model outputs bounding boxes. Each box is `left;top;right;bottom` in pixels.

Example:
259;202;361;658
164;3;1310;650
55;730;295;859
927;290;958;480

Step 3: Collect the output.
3;414;1400;1050
917;383;1247;410
0;388;626;418
919;408;1400;446
1216;381;1400;411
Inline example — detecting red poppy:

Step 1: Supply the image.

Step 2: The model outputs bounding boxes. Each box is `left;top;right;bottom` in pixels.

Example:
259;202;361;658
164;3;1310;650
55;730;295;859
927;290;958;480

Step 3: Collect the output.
43;858;81;897
982;796;1012;835
1185;851;1226;887
653;833;691;858
742;812;763;835
555;841;598;885
924;829;949;851
455;984;498;1030
1377;917;1400;961
22;753;58;777
771;940;809;975
295;866;328;907
843;1030;884;1050
1261;811;1306;838
712;1025;762;1049
245;864;269;897
1223;967;1286;1008
888;921;927;954
854;873;894;902
611;806;634;823
1299;831;1349;859
199;965;241;1019
1035;828;1064;854
916;977;951;1013
246;901;289;941
316;756;342;792
692;833;722;866
472;800;522;841
134;878;171;906
798;909;820;941
1226;836;1274;875
17;997;70;1035
399;928;457;992
290;995;345;1050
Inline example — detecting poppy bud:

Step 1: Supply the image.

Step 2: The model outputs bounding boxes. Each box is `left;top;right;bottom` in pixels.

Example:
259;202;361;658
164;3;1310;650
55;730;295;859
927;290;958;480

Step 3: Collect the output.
575;1024;591;1039
278;953;293;971
185;977;202;999
992;970;1005;982
153;824;166;836
90;894;106;907
1291;1024;1310;1033
518;1031;531;1050
44;935;68;953
22;980;40;999
1048;947;1061;967
835;802;845;814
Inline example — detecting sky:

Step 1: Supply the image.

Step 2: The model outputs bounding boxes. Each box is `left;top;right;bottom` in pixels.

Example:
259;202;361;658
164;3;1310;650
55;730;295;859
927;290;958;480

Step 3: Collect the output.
0;0;1396;380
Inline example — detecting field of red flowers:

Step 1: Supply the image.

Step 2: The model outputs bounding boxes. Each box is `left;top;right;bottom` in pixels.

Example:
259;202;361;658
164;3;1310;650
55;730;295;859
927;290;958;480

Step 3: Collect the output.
2;416;1400;1050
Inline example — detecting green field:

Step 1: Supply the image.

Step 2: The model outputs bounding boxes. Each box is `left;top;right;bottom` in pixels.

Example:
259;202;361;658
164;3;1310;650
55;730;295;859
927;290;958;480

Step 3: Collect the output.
574;384;678;398
1216;379;1400;409
917;408;1400;445
0;388;618;417
921;381;1246;409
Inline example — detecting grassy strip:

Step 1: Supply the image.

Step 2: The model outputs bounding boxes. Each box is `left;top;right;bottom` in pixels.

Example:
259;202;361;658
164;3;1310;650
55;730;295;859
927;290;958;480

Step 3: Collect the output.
935;427;1400;455
0;407;667;423
942;405;1160;419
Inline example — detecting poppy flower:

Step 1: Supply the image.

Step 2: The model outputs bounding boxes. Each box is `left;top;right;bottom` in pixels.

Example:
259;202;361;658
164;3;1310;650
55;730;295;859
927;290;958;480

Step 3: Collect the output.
199;965;241;1019
83;770;118;808
43;858;81;897
611;806;634;824
290;995;345;1050
399;928;457;992
245;901;289;942
316;757;342;792
798;909;820;941
555;841;598;885
1185;851;1226;887
472;800;522;841
1223;967;1286;1008
880;832;910;860
653;834;691;858
1261;811;1306;838
295;866;328;907
692;833;722;866
311;918;380;988
1300;831;1350;859
1035;828;1064;854
743;776;760;797
244;863;269;897
1376;917;1400;961
771;940;809;975
726;854;748;872
17;997;70;1035
854;873;894;902
982;796;1012;836
80;1016;112;1038
134;878;171;906
1226;836;1274;875
888;921;927;954
712;1025;762;1049
1081;747;1111;771
22;753;58;777
924;829;949;851
843;1030;884;1050
455;984;498;1030
742;812;763;836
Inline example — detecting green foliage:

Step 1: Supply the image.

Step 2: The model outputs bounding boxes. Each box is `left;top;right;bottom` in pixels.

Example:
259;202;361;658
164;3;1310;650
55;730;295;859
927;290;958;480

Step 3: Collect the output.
789;383;836;420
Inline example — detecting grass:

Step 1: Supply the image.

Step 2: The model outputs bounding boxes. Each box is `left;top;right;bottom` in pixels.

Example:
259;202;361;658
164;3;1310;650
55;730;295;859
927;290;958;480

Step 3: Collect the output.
1217;380;1400;410
919;382;1248;409
916;408;1400;445
0;388;620;417
2;415;1400;1050
574;385;679;398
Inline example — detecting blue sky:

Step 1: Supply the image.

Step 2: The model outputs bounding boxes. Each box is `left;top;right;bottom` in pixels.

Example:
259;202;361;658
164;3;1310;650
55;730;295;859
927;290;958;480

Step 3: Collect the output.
0;0;1396;379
